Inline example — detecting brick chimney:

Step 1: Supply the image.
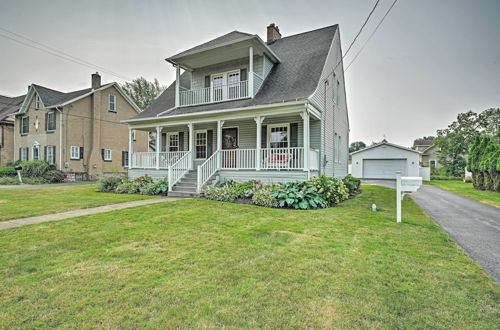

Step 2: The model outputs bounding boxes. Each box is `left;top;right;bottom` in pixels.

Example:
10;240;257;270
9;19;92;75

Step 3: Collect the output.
267;23;282;43
91;72;101;89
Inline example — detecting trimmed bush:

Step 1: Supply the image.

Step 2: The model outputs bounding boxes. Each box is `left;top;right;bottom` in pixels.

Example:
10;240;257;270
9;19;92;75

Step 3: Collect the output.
0;177;19;185
115;182;134;194
203;185;238;202
23;177;47;185
0;166;17;177
98;176;122;192
308;175;349;206
342;174;361;196
20;161;53;178
43;170;66;183
252;187;278;208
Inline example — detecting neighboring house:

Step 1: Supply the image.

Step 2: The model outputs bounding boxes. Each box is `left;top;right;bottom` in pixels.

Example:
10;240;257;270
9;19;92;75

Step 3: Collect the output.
0;95;25;166
14;73;148;180
124;23;349;196
412;139;440;167
351;140;421;179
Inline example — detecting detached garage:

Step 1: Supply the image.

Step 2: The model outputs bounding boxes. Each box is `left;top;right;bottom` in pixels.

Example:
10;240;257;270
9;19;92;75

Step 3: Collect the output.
351;141;421;179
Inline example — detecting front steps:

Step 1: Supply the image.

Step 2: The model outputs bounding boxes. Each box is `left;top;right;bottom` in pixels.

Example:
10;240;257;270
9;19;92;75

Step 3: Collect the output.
169;170;200;197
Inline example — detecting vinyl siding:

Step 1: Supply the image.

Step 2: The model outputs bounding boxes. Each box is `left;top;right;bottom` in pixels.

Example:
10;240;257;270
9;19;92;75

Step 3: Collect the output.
129;169;169;181
217;170;307;184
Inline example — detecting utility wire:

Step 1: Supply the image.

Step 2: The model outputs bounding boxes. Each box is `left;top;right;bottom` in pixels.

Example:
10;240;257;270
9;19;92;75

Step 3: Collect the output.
345;0;399;72
0;27;133;81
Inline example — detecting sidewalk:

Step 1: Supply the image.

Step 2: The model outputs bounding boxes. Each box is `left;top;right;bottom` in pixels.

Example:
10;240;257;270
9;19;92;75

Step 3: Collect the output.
0;197;183;230
0;181;94;189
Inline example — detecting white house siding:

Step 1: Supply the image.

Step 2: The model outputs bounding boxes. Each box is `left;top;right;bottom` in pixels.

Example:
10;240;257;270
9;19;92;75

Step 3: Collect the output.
262;54;273;79
351;145;420;179
308;28;349;179
217;170;307;184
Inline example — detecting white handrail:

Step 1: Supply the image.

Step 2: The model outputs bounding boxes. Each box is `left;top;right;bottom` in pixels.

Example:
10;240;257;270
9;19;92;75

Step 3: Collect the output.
197;150;219;193
179;80;249;107
168;151;191;191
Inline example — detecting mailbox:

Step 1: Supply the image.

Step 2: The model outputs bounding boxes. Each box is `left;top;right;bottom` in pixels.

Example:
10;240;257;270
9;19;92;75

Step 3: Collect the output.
400;176;422;192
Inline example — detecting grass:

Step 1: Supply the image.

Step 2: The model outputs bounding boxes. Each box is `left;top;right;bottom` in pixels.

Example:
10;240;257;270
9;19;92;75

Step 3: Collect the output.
0;185;498;328
428;180;500;208
0;184;154;221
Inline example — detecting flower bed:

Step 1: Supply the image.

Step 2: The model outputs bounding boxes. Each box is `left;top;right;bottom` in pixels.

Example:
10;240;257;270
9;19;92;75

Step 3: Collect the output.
203;174;361;210
98;175;168;196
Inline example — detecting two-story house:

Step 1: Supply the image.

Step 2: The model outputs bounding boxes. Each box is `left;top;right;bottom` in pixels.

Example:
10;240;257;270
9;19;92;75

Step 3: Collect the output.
0;94;25;166
124;24;349;196
14;73;148;180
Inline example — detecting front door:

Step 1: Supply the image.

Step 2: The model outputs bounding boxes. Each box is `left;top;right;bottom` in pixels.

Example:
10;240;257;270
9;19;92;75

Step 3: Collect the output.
222;127;238;168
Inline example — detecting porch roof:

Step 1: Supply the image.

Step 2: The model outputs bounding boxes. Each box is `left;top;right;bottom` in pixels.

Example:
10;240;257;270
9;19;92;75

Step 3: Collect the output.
132;25;337;120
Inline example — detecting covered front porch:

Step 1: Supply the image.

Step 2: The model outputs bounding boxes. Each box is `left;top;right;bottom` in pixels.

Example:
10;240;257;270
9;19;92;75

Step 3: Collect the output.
128;107;321;193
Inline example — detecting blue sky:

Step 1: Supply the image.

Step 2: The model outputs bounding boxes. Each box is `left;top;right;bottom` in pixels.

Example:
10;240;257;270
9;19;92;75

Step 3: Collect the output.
0;0;499;146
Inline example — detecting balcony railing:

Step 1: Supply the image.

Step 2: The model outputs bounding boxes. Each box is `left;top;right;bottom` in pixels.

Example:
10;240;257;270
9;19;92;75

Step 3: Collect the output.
179;80;249;107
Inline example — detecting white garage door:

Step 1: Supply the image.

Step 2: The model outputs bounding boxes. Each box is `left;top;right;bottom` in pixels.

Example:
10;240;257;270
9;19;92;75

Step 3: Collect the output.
363;159;407;179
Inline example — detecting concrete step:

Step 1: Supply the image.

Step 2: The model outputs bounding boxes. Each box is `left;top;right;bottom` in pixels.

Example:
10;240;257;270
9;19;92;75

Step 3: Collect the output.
168;191;199;198
172;186;198;193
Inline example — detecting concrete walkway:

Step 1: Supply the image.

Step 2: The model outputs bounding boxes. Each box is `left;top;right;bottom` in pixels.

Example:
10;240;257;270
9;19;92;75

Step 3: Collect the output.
0;197;183;230
0;181;94;189
363;179;500;282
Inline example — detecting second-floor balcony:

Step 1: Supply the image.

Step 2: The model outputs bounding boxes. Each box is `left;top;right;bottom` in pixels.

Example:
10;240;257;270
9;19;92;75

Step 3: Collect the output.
179;80;249;107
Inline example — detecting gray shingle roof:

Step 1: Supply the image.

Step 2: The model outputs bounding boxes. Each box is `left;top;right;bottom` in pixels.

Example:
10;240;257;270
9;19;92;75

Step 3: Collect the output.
0;95;25;122
32;83;113;108
134;25;337;119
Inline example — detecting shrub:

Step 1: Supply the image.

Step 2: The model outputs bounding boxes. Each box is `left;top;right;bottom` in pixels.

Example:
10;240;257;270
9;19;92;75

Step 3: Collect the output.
308;175;349;206
115;182;134;194
252;187;278;208
0;176;19;185
431;175;462;181
23;177;47;184
20;161;53;178
98;176;122;192
151;180;169;195
203;185;238;202
139;182;157;195
0;166;17;177
342;174;361;196
273;181;327;210
43;170;66;183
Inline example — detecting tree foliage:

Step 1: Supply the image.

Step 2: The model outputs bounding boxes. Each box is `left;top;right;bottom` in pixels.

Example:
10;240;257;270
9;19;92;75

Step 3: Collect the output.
435;108;499;177
468;135;500;191
120;77;166;111
349;141;366;153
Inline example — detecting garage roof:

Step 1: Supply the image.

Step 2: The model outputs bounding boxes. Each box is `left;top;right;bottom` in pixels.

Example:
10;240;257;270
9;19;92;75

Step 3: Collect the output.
350;141;422;155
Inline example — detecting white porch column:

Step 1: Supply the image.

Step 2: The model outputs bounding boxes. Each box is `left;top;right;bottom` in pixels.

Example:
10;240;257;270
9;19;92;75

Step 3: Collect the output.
175;64;180;108
217;120;224;168
128;128;133;168
254;116;264;170
249;46;254;98
188;123;194;169
156;126;162;170
301;111;310;175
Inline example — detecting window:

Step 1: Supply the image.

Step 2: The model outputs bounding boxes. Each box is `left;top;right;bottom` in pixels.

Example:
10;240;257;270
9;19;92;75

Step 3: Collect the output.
132;129;136;141
70;146;80;160
32;145;40;161
46;111;56;131
168;132;180;152
195;130;207;159
430;160;436;167
20;116;29;134
267;124;289;148
35;95;41;110
103;149;112;161
46;146;56;165
20;147;29;161
108;94;116;112
122;151;129;167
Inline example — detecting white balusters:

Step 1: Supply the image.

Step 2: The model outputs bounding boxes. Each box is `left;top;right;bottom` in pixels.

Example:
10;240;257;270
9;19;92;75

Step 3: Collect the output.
179;80;249;107
168;152;191;191
197;150;219;193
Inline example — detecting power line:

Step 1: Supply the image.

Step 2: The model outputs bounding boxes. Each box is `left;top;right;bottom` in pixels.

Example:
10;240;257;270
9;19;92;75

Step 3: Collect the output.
0;27;133;81
345;0;399;72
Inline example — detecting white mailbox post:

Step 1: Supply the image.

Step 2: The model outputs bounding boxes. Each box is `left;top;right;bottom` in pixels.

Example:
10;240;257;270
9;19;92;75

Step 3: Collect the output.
396;172;422;223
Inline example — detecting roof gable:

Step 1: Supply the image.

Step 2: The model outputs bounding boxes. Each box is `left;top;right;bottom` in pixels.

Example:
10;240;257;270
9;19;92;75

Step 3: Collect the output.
351;141;422;155
0;95;25;121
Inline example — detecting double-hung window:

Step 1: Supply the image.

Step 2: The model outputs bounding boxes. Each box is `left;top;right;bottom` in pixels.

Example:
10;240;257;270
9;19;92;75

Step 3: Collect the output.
268;124;289;148
46;111;56;131
46;146;56;165
32;145;40;161
103;149;112;161
70;146;80;160
20;116;29;134
168;132;180;152
108;94;116;112
20;147;29;161
35;95;41;110
195;131;207;159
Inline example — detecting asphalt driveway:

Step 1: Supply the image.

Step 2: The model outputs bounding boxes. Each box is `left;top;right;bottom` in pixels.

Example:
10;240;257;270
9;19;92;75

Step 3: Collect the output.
363;179;500;282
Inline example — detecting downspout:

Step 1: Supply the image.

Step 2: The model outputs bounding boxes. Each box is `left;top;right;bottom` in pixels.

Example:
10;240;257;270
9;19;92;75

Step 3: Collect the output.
56;106;63;170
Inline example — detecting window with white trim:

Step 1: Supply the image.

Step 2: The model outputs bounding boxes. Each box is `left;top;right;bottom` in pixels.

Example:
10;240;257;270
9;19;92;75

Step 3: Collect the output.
20;116;29;134
20;147;29;161
32;145;40;161
195;131;207;159
70;146;80;160
268;124;289;148
108;94;116;112
104;149;112;161
46;111;56;131
46;146;56;165
35;94;41;110
168;132;180;152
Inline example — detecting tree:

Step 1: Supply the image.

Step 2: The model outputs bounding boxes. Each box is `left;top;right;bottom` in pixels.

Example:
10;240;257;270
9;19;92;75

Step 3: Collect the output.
412;136;435;147
349;141;366;153
435;108;499;176
121;77;165;110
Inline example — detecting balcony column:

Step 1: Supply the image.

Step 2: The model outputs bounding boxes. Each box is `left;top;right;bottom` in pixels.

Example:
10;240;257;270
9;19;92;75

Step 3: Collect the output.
128;128;133;169
188;123;194;169
301;111;310;175
217;120;224;168
175;64;180;108
255;116;264;170
249;46;254;98
156;126;162;170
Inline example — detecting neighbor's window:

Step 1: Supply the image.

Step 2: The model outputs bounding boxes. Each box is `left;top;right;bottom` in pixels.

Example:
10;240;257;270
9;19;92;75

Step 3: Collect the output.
46;111;56;131
168;132;180;152
430;160;436;167
46;146;56;165
70;146;80;160
268;124;289;148
108;94;116;112
20;116;29;134
35;95;41;110
104;149;112;161
20;147;29;161
32;145;39;161
195;131;207;159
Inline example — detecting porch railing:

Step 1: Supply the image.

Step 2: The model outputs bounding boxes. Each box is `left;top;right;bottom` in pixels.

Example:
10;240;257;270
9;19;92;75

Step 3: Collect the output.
131;151;189;169
197;150;219;193
168;151;191;191
179;80;249;107
220;149;257;169
261;147;304;170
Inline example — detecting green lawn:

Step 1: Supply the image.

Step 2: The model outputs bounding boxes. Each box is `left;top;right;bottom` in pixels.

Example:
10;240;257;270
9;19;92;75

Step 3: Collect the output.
428;180;500;208
0;184;154;221
0;185;498;328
